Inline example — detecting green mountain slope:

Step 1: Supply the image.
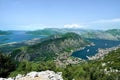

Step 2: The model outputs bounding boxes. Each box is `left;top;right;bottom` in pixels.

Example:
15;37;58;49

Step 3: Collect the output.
61;48;120;80
106;29;120;36
81;30;118;40
26;28;120;40
26;28;61;36
9;46;120;80
0;30;11;35
10;32;90;62
105;29;120;40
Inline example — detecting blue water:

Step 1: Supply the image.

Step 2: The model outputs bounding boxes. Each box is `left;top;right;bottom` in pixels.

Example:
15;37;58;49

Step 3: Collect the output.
72;39;120;60
0;31;46;44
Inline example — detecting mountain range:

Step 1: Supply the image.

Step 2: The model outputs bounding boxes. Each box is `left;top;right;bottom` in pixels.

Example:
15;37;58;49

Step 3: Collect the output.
10;32;90;62
26;28;120;41
0;28;120;80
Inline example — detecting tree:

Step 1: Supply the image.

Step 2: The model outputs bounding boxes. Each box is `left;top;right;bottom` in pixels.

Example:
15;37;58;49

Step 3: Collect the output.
0;52;16;77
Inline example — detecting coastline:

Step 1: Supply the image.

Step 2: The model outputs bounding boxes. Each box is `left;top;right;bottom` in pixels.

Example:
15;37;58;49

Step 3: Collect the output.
88;44;120;60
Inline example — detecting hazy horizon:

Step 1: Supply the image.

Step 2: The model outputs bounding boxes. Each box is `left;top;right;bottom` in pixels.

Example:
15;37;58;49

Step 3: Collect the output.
0;0;120;30
1;27;120;32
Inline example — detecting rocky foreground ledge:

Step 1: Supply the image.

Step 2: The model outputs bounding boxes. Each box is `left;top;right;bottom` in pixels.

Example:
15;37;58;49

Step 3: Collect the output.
0;70;63;80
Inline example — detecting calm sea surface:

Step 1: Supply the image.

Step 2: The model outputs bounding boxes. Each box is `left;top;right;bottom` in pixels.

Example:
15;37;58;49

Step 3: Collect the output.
0;31;45;44
72;39;120;60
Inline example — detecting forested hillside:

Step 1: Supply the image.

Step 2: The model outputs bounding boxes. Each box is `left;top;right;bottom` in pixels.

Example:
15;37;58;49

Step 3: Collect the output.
7;48;120;80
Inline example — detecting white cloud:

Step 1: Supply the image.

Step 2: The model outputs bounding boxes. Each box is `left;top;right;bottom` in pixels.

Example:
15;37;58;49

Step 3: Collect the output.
64;24;83;28
92;18;120;23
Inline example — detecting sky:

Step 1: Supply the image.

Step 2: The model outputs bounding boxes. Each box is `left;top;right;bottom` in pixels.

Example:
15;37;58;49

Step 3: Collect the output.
0;0;120;30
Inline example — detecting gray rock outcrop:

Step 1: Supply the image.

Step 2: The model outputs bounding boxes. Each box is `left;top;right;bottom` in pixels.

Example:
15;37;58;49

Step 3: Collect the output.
0;70;63;80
